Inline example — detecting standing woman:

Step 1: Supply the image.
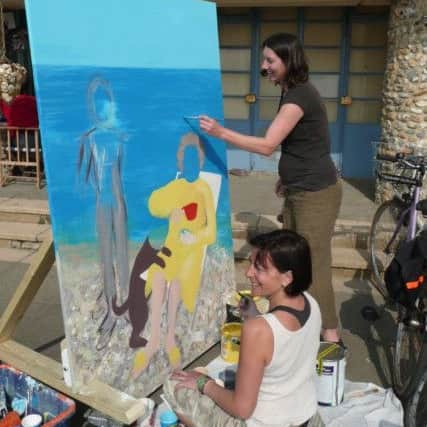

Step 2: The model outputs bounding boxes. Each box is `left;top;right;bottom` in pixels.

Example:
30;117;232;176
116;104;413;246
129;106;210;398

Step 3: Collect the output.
200;33;342;344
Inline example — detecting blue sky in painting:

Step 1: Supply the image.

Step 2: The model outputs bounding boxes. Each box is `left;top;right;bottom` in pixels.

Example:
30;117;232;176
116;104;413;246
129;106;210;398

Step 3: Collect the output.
25;0;220;70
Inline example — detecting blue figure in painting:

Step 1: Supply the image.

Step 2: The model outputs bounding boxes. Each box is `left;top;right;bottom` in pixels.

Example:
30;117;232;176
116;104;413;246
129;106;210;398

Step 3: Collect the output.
78;76;129;350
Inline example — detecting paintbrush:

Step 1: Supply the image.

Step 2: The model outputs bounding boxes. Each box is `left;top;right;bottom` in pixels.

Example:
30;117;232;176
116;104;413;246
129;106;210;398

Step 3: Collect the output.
238;292;260;319
182;115;228;175
183;115;222;121
160;394;173;412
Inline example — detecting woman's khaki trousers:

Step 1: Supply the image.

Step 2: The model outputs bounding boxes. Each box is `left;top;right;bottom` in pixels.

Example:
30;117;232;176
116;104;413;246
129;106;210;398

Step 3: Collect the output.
283;180;342;329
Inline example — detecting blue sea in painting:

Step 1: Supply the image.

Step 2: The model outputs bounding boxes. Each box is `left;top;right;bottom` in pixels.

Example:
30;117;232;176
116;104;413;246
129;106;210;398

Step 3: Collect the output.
35;66;233;250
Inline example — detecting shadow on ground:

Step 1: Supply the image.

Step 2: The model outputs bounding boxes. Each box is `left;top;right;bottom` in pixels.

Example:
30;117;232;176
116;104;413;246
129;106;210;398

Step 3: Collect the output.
339;270;396;387
233;211;280;260
344;178;375;201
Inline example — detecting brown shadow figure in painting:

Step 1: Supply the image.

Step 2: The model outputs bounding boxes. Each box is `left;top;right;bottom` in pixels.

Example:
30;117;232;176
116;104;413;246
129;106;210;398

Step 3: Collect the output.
112;239;172;348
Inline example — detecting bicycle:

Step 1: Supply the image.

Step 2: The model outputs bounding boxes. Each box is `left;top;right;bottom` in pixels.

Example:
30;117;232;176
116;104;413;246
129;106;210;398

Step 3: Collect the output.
369;151;427;427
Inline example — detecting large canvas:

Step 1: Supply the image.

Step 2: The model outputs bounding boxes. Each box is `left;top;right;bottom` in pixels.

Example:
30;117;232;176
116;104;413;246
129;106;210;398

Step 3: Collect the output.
25;0;234;397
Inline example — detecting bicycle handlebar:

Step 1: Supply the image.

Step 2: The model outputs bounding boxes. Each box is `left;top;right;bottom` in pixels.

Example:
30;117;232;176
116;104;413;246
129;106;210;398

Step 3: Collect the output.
376;153;401;162
376;152;426;170
377;172;419;187
376;151;426;187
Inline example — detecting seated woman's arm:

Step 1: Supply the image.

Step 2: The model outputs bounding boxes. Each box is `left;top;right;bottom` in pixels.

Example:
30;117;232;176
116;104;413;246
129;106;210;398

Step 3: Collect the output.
174;316;271;419
206;317;269;418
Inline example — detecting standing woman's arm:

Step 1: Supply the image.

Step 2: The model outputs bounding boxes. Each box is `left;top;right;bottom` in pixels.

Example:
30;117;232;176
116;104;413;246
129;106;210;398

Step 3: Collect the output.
199;103;303;156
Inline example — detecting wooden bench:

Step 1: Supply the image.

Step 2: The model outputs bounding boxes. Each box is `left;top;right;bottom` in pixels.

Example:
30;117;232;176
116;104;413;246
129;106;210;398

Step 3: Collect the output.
0;126;44;188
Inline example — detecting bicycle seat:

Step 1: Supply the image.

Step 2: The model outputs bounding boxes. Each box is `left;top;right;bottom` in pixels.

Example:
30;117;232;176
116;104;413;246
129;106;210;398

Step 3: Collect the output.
416;199;427;216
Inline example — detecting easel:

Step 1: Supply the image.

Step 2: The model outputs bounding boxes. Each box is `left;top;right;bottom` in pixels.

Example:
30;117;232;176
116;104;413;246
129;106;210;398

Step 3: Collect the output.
0;236;150;425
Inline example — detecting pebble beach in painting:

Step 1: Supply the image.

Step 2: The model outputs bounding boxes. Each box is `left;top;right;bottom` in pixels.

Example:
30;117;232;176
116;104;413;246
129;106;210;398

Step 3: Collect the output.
58;243;234;397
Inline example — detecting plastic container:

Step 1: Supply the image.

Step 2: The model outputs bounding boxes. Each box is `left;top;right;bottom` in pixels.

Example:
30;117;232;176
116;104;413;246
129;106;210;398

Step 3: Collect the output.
0;364;75;426
21;413;43;427
220;322;242;363
159;409;178;427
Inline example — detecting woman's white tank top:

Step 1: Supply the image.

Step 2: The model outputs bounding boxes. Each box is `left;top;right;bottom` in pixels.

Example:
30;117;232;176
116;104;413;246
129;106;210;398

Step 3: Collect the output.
246;292;321;427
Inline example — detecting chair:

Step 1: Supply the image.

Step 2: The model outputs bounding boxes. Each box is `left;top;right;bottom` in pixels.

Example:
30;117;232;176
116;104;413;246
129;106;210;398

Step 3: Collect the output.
0;95;44;188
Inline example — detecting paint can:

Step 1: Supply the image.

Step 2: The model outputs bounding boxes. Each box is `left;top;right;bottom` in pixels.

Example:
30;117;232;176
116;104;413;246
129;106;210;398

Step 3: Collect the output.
219;366;237;390
60;339;73;388
315;342;346;406
220;322;241;363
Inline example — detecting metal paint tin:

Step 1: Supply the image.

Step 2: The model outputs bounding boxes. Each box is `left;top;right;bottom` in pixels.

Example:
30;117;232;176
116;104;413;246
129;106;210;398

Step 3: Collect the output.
220;322;242;363
315;342;346;406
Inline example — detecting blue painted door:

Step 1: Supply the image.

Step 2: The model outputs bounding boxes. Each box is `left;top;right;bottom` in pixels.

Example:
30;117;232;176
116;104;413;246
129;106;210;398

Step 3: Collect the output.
341;10;388;178
218;11;254;171
218;6;389;178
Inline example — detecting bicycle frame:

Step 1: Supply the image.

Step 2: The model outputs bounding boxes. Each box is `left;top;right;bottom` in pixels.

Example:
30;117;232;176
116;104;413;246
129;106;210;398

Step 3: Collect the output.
408;186;422;240
377;152;426;254
384;187;421;255
374;153;427;426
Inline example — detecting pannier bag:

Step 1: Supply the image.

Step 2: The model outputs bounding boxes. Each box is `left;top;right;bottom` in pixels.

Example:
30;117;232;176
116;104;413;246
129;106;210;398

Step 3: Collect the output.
384;230;427;307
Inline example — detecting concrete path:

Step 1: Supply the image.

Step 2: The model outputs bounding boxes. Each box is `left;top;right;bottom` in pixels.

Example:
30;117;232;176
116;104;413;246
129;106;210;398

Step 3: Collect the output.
0;174;399;425
0;173;376;220
229;172;376;222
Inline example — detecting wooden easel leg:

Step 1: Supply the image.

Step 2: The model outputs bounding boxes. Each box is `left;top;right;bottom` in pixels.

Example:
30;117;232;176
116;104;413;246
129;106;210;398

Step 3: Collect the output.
36;158;40;189
0;160;6;187
0;235;54;342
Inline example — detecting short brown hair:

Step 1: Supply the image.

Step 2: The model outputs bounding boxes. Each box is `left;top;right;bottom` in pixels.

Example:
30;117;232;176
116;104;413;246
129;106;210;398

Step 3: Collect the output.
262;33;309;88
249;229;312;297
177;132;205;173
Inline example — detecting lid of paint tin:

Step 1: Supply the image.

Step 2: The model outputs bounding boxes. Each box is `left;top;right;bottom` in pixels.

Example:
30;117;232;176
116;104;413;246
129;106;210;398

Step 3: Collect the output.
160;409;178;423
318;341;346;361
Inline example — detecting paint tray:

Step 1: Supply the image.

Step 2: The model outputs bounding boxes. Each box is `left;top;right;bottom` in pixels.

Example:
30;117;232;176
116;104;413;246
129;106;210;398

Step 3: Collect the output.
0;364;75;426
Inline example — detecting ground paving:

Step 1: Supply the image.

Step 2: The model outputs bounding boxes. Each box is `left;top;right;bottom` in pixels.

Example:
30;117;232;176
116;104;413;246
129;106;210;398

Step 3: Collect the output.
0;174;399;425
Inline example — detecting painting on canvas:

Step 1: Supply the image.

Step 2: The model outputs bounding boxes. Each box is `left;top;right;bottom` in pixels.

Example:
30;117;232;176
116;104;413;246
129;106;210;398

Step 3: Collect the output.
25;0;234;397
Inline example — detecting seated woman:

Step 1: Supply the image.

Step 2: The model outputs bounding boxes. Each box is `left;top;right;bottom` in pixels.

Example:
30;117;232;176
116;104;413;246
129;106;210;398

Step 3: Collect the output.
163;229;324;427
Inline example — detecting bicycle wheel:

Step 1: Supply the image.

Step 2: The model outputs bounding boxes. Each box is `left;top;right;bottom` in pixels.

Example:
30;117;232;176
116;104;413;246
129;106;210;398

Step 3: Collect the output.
404;360;427;427
369;199;408;298
393;304;426;399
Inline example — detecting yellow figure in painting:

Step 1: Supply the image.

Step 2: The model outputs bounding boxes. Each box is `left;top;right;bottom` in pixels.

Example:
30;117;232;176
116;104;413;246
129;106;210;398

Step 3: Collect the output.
132;133;217;377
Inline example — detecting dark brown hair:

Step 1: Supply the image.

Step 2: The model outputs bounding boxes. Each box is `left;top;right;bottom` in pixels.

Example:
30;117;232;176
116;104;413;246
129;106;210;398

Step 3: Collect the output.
249;229;312;297
262;33;309;88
